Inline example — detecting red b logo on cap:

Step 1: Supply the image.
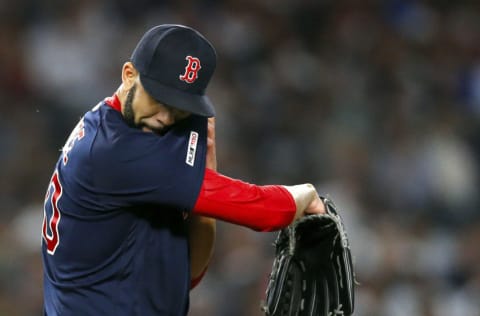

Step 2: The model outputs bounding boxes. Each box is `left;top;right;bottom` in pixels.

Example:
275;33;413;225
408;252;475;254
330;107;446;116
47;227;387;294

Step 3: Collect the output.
179;56;201;83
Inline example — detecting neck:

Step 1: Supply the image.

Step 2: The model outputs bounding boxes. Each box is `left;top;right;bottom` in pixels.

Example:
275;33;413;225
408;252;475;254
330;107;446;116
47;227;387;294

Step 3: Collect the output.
115;86;127;113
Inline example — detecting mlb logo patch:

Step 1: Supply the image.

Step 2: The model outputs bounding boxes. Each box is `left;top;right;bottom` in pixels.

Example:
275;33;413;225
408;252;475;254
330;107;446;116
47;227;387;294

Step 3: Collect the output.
186;131;199;166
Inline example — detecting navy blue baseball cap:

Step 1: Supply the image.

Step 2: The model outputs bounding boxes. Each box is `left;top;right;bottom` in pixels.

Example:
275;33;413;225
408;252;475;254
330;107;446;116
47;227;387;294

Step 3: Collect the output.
131;24;216;117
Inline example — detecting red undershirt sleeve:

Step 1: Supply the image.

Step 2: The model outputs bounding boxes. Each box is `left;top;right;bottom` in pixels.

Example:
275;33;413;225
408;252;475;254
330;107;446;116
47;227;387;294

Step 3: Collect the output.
192;168;297;232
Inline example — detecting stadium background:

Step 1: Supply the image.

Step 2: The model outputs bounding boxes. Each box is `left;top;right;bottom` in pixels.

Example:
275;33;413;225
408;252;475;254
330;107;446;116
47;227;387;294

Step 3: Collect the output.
1;0;480;315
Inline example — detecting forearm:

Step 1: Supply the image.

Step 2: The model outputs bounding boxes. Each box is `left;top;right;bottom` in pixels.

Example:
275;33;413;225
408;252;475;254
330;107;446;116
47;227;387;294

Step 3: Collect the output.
193;169;297;231
188;214;216;282
193;169;325;231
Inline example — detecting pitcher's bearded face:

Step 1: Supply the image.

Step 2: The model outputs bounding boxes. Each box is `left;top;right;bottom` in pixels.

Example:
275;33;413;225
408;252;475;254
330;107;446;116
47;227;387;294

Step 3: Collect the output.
122;82;190;135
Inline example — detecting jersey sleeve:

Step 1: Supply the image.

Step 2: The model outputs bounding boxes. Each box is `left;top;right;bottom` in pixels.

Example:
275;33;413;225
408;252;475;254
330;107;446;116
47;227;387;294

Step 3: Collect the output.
91;111;207;212
193;169;296;231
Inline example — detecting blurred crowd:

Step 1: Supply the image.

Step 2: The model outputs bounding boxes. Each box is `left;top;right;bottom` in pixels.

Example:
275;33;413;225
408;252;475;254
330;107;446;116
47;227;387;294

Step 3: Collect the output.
1;0;480;315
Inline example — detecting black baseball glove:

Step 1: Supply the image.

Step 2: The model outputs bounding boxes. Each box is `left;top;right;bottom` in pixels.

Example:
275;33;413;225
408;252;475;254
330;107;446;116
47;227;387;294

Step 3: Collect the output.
262;197;355;316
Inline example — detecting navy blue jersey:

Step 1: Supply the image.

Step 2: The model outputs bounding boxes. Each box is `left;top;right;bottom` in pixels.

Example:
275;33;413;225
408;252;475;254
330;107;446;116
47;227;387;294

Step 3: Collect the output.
41;99;207;315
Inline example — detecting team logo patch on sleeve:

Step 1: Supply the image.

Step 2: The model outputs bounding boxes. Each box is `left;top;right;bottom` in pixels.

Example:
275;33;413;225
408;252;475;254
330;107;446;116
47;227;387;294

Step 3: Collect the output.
186;131;199;166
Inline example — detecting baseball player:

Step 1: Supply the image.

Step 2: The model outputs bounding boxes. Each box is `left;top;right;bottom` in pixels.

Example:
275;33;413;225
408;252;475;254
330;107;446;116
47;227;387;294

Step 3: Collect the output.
41;24;325;316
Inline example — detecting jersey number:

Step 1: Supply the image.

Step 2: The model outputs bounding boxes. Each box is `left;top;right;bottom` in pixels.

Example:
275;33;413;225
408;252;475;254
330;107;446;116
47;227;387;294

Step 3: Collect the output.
42;170;62;255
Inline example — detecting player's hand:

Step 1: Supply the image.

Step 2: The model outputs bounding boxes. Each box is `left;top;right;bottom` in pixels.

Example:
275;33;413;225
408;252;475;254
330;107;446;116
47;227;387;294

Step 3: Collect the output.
283;184;326;221
206;117;217;171
304;193;326;215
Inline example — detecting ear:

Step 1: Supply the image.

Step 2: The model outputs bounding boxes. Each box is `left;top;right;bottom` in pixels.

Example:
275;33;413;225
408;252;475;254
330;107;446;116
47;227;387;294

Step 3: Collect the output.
121;62;139;89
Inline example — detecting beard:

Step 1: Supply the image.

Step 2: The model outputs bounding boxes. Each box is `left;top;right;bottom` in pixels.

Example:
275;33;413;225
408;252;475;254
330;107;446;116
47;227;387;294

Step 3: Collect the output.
123;84;137;128
122;83;170;135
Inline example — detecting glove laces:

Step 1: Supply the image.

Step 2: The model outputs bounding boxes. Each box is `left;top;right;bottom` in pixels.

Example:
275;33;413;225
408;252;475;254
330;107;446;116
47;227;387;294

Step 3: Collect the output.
328;304;344;316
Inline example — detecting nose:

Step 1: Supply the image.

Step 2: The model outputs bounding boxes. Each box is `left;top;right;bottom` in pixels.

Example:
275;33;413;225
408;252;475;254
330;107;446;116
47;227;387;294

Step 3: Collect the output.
154;109;175;126
163;107;190;125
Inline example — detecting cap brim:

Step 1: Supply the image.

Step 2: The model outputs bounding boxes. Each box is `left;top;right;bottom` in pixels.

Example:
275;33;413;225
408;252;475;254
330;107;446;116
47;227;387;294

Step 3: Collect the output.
140;75;215;117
